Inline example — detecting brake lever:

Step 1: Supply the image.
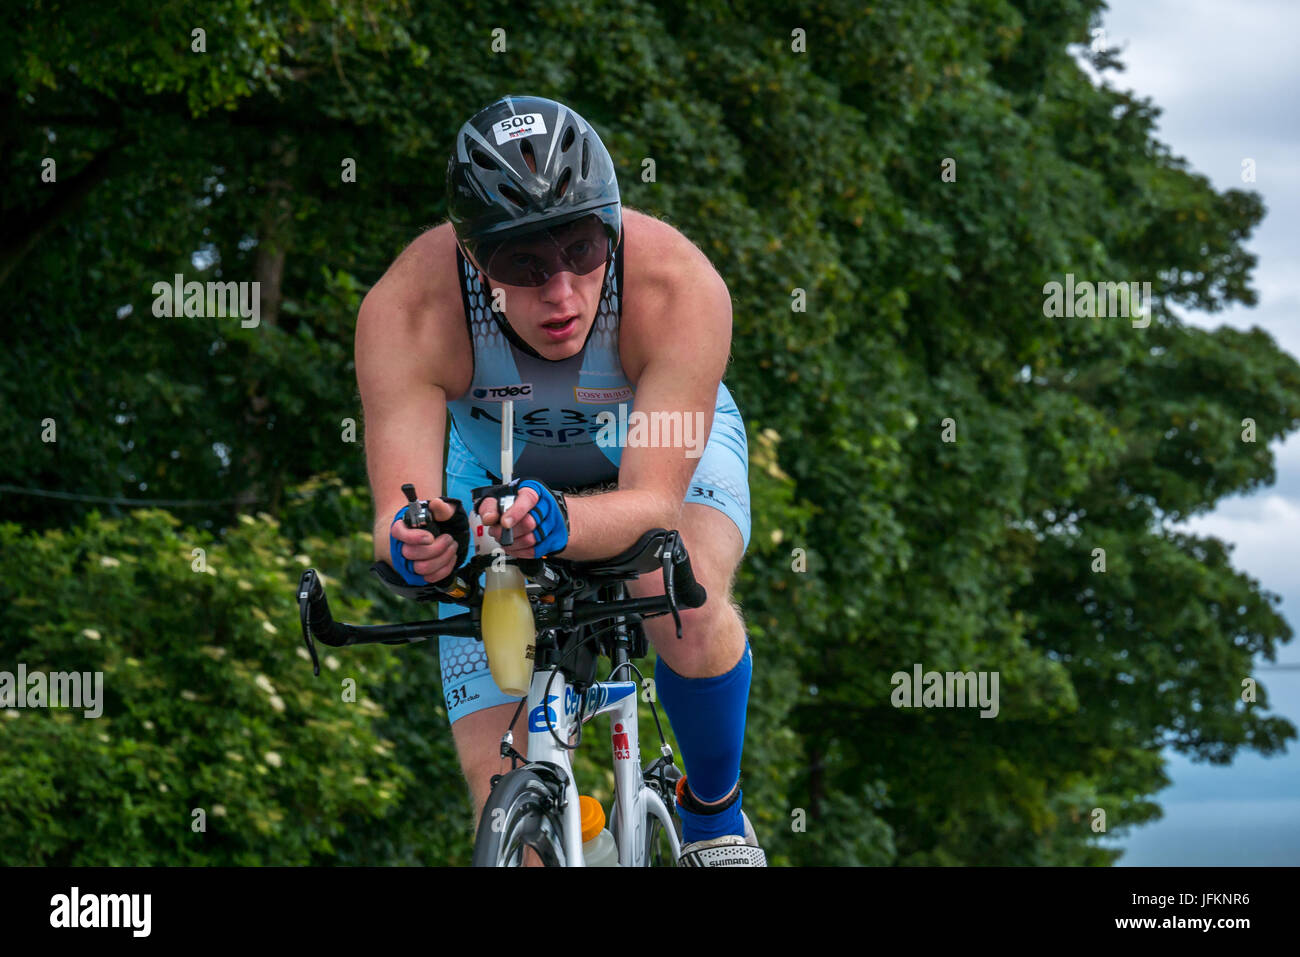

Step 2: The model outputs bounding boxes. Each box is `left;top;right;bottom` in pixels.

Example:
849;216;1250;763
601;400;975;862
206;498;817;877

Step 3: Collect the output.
400;483;472;598
661;530;684;640
298;569;322;677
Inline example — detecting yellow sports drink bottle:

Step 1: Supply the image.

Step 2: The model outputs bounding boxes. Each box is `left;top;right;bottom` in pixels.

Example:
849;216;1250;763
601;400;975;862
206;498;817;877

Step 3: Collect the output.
476;524;535;697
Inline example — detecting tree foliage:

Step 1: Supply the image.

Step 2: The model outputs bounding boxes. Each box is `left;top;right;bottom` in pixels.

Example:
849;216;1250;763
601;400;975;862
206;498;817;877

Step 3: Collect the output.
2;0;1295;865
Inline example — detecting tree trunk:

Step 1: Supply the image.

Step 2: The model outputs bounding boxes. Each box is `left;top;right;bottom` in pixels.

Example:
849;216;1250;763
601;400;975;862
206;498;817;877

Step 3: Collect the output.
0;136;131;288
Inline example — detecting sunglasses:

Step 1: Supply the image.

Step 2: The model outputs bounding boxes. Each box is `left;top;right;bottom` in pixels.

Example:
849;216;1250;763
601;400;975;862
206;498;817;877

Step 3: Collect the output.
464;212;617;287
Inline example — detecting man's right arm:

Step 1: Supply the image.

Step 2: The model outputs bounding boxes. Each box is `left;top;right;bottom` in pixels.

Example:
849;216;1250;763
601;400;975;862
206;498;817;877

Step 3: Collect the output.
355;232;457;567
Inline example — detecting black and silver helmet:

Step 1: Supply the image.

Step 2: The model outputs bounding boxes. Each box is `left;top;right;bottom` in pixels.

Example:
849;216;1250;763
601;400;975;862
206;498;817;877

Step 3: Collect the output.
446;95;621;272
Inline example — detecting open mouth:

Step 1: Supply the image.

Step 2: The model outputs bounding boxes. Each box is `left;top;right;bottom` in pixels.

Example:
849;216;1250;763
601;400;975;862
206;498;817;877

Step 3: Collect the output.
542;316;578;338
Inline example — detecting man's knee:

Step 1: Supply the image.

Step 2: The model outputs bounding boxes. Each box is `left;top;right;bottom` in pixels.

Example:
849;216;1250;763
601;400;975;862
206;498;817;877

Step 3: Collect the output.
631;506;746;677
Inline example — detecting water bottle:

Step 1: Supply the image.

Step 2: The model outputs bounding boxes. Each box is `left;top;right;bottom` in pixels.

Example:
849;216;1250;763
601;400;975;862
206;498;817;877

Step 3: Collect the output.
477;524;534;697
579;796;620;866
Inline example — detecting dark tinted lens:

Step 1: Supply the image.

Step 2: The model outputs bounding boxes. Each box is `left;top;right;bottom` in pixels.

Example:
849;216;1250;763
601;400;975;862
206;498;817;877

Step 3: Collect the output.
477;215;611;286
548;215;610;273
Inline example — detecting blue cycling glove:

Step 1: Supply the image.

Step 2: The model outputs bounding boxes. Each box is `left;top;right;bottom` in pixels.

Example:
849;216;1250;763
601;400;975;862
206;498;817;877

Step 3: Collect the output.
389;499;470;587
471;478;570;557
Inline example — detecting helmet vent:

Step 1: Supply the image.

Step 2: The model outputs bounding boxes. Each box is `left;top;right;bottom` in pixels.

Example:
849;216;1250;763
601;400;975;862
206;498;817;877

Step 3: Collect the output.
581;138;590;178
554;167;572;200
560;126;576;153
499;183;528;209
519;138;537;174
470;148;499;171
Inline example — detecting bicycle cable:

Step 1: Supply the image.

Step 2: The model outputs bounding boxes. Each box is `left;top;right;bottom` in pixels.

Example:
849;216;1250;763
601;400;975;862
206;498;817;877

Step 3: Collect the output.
504;573;684;752
605;658;671;755
541;619;630;751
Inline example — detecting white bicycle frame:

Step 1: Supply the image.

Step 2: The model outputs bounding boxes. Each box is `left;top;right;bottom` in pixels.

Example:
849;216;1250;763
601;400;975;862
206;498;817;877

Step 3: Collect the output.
521;667;681;866
491;405;679;865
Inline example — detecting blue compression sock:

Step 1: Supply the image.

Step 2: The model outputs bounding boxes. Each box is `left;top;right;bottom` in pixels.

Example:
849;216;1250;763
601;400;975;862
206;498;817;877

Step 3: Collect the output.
655;637;752;843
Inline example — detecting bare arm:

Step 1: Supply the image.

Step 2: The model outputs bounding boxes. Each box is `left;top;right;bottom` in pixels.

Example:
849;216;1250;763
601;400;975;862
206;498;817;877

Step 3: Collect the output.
356;229;465;579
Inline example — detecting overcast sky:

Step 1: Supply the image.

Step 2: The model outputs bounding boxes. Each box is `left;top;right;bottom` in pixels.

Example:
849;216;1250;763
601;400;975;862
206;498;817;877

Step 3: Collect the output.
1081;0;1299;866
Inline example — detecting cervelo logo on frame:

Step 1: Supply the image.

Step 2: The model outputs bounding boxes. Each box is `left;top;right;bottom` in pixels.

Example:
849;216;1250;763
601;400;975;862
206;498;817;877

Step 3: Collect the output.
493;113;548;145
473;383;533;401
528;694;560;732
528;684;636;731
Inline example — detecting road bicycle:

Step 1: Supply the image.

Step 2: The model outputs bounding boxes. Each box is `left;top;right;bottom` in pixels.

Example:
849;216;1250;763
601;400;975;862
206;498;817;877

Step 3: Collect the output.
295;520;708;866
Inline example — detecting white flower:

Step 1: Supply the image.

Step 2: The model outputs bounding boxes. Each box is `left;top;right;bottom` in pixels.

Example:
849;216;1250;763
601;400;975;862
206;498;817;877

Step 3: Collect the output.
254;674;276;695
268;695;285;713
263;751;282;768
262;620;278;635
99;556;121;568
82;628;102;641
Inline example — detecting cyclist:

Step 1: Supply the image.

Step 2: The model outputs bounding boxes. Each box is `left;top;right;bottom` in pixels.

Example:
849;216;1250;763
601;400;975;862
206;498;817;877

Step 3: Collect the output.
357;95;765;866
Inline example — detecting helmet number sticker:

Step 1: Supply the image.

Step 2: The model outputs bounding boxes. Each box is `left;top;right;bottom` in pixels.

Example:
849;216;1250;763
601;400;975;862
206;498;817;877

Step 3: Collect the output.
494;114;548;145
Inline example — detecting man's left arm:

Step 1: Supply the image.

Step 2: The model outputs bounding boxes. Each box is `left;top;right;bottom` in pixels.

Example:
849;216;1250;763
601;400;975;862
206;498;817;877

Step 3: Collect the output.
492;261;733;560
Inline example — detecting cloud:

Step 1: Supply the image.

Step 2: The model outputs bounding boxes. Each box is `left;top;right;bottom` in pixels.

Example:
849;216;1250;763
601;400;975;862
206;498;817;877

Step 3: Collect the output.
1178;491;1300;594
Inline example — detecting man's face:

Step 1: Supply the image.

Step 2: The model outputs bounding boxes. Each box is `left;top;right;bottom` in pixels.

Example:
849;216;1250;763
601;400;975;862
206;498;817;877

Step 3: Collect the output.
484;265;606;360
474;217;611;359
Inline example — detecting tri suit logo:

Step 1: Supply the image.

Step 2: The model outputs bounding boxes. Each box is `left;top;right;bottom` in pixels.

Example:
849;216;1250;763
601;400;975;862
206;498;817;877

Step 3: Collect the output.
473;383;533;400
574;385;634;403
468;404;601;446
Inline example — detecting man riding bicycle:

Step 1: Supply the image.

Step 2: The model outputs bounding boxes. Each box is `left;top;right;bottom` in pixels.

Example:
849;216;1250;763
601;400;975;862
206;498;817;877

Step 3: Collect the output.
356;94;765;866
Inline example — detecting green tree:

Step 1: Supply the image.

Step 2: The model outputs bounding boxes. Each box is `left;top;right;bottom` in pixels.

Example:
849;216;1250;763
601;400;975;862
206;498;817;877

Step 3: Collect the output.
2;0;1295;865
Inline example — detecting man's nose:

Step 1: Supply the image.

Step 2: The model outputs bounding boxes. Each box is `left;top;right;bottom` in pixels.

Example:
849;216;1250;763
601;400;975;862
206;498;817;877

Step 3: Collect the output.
541;268;577;299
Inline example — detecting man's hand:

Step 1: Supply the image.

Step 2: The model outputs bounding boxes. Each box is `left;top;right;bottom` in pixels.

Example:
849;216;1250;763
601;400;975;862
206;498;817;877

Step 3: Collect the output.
474;479;569;558
389;497;468;585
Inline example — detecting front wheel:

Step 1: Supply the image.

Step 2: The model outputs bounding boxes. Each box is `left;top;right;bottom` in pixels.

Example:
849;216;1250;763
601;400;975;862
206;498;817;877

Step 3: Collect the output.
472;769;568;866
614;787;681;866
643;807;679;866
